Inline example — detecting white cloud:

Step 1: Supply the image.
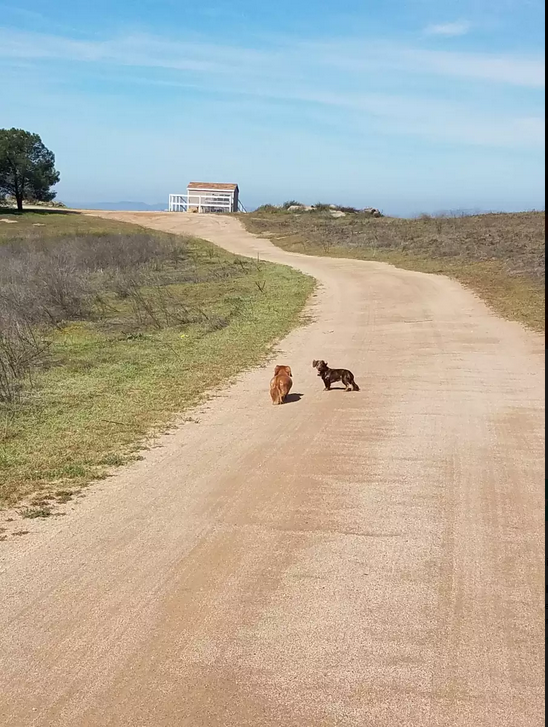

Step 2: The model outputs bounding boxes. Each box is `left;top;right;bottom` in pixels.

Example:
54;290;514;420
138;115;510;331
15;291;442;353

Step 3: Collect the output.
0;28;544;88
309;40;545;88
400;47;545;86
0;28;544;150
424;21;472;36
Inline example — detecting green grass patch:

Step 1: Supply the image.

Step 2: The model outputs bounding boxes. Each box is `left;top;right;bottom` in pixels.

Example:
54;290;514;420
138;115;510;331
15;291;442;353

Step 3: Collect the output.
0;211;314;507
0;207;138;241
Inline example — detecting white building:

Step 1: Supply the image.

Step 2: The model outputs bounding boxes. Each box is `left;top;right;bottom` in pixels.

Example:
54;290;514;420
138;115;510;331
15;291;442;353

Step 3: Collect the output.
168;182;244;213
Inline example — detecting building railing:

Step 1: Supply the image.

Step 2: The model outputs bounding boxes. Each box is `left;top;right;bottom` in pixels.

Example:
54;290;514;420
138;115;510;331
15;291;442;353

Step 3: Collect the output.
168;193;242;213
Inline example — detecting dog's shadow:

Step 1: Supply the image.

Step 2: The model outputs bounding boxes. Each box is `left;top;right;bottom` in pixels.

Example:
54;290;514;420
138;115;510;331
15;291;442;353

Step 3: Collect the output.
285;392;304;404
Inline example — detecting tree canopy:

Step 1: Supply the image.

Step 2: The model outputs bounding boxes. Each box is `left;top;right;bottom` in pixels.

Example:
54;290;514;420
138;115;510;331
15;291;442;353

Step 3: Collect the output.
0;128;60;212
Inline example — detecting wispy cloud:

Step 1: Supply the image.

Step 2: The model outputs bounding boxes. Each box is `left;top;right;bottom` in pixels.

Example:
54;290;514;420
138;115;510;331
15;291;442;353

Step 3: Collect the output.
0;3;79;34
0;27;545;150
424;21;472;37
392;45;544;87
308;40;545;88
0;28;544;88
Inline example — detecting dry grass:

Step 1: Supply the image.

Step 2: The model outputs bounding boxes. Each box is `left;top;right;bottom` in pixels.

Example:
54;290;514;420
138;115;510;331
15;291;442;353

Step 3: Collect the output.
0;209;313;508
242;209;545;331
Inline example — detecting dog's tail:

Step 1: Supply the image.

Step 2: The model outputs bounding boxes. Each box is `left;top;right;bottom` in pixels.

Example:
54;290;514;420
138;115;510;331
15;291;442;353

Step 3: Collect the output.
352;381;360;391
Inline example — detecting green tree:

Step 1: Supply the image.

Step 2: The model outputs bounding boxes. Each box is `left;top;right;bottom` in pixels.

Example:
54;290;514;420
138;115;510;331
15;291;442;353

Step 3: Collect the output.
0;128;60;212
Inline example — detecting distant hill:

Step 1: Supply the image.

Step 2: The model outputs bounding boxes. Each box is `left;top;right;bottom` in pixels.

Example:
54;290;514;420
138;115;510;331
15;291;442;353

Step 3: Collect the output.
68;201;167;211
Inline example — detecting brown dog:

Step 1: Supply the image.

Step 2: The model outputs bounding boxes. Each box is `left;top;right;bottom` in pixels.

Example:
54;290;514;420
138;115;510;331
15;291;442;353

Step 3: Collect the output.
270;365;293;405
312;359;359;391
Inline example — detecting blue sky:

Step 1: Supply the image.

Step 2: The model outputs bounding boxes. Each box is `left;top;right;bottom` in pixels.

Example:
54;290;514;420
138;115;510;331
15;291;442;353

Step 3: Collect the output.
0;0;545;214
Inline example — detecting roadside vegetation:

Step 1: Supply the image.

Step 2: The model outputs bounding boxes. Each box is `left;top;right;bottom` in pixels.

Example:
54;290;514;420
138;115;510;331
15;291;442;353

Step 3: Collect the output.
242;206;545;331
0;209;313;511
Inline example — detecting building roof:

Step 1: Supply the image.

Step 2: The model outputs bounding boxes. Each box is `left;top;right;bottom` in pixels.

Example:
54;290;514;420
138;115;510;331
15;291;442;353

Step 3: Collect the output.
187;182;238;191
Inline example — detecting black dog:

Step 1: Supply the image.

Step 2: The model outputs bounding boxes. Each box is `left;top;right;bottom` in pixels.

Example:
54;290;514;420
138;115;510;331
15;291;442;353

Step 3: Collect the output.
312;360;360;391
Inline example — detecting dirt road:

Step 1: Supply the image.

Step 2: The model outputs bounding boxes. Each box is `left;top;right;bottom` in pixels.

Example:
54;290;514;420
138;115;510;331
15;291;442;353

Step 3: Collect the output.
0;213;544;726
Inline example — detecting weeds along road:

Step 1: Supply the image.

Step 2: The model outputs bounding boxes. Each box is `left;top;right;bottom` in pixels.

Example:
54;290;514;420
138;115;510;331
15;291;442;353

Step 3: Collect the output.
0;212;544;727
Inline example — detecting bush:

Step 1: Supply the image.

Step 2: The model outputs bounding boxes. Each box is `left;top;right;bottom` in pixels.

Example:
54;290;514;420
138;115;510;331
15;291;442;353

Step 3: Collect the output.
0;231;194;403
337;206;359;214
0;321;49;404
253;204;281;213
0;232;190;326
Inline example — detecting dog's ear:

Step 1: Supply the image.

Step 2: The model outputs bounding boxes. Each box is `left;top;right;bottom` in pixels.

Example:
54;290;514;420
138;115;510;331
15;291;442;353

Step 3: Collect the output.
287;367;292;377
312;360;317;367
274;365;281;376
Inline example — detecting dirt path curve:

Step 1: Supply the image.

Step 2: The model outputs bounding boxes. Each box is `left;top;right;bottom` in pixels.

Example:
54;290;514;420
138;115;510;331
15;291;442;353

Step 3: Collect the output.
1;213;544;727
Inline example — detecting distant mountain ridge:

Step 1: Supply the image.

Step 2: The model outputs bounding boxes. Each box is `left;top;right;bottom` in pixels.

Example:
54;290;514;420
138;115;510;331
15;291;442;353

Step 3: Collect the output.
68;201;166;211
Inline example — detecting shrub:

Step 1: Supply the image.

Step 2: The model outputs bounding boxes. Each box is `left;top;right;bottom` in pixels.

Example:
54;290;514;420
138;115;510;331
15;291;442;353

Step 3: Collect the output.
0;230;195;403
0;321;49;404
253;204;281;213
